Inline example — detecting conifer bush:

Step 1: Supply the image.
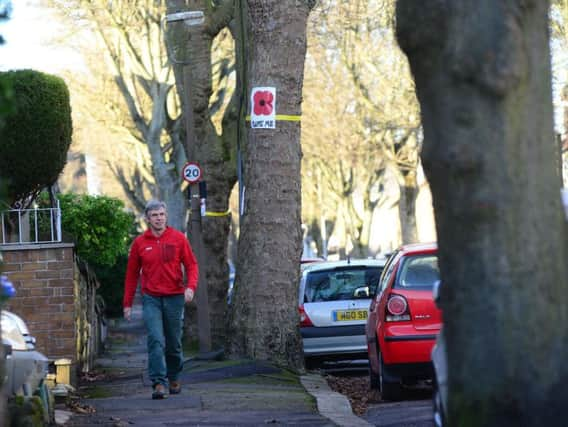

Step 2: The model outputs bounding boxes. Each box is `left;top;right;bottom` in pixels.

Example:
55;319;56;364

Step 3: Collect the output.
0;70;72;206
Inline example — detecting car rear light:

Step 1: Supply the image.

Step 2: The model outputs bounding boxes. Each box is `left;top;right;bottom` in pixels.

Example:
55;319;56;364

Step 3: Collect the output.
386;294;411;322
298;305;313;327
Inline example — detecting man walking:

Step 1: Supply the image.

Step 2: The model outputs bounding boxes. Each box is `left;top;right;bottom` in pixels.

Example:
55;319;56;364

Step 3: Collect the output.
123;200;199;399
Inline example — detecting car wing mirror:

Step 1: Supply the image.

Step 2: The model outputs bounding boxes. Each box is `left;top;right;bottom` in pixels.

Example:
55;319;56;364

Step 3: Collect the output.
354;286;370;298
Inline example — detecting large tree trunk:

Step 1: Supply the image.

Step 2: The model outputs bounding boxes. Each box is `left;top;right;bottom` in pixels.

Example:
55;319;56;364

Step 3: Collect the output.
397;1;568;425
166;0;238;349
227;0;314;368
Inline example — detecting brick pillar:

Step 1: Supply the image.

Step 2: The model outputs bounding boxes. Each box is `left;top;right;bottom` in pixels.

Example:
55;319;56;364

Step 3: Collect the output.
1;243;76;361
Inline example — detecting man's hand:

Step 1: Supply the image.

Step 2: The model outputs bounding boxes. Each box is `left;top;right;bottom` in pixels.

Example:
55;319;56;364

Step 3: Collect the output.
184;288;195;304
124;307;132;321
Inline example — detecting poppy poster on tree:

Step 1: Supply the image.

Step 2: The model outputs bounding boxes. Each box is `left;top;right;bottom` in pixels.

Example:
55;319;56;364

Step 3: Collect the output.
250;87;276;129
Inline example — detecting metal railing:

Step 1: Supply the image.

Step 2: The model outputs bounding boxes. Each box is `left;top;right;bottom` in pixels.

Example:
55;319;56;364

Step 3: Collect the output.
1;204;62;245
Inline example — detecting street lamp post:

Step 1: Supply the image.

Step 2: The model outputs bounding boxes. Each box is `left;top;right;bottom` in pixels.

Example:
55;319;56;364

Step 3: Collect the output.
163;9;211;353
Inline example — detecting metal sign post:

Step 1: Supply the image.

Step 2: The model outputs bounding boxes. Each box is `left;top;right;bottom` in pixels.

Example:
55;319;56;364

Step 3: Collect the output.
182;162;211;353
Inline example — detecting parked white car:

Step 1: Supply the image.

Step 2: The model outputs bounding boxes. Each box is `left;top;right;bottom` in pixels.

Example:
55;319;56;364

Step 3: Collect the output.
2;310;52;423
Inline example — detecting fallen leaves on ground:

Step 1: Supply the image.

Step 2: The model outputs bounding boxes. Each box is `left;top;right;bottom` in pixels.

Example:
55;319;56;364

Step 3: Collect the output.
80;371;112;382
67;398;97;414
325;374;381;416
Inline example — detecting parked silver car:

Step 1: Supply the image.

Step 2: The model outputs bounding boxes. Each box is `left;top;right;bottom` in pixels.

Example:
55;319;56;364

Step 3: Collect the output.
2;310;50;404
298;259;386;368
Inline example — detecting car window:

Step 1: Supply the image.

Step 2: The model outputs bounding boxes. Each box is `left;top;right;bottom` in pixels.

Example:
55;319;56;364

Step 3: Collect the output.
395;254;439;289
304;266;383;302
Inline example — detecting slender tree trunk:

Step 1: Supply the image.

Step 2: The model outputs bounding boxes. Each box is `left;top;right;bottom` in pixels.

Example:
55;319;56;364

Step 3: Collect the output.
398;170;419;244
159;182;186;232
359;207;374;256
227;0;314;368
316;170;328;258
397;1;568;425
166;0;238;349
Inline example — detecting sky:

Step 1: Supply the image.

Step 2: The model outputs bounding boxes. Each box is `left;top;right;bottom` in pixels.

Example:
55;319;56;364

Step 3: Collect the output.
0;0;85;73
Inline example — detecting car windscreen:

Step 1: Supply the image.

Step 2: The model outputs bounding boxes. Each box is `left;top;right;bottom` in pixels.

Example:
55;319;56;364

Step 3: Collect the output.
395;254;439;290
304;266;383;302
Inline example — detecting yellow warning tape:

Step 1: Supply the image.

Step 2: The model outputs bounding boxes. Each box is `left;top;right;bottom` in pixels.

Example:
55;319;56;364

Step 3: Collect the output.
245;114;301;122
204;210;231;217
275;114;301;121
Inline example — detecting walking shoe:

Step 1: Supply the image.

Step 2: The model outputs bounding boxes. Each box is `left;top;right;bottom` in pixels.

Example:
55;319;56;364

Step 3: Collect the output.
152;383;167;400
169;381;181;394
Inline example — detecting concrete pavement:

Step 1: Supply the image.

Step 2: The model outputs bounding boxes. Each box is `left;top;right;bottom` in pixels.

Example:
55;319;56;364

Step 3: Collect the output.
58;304;372;427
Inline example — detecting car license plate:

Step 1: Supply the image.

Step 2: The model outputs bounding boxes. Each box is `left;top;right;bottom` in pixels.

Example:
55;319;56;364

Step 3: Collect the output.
334;309;368;321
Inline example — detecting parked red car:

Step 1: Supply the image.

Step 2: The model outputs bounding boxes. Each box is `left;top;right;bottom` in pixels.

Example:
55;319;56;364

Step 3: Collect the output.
366;242;441;400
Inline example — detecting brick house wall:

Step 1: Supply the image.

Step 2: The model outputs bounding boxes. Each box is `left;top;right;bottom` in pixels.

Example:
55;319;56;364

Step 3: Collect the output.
0;243;104;378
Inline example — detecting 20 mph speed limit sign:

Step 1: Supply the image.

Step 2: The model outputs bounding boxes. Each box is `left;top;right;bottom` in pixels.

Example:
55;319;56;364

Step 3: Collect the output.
182;162;202;183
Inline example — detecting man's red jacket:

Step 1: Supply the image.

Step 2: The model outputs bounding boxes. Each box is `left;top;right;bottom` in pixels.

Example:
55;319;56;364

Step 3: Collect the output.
123;227;199;308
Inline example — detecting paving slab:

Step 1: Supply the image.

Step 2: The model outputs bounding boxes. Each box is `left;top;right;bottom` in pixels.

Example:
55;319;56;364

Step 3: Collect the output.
363;400;435;427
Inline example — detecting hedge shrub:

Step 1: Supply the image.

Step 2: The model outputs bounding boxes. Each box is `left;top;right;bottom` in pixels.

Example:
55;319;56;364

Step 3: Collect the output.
57;193;137;267
53;193;138;317
0;70;72;205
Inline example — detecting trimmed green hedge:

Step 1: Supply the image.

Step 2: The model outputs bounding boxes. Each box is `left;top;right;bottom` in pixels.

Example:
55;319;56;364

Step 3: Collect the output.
57;193;137;267
0;70;72;205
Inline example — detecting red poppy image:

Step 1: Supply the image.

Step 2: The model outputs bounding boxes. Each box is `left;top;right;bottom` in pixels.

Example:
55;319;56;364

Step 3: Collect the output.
253;90;274;116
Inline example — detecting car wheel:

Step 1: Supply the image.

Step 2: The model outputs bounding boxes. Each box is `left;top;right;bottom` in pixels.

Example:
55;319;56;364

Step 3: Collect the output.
432;376;445;427
379;351;402;401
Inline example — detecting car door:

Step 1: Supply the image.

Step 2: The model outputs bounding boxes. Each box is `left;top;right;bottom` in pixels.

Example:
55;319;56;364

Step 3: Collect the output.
367;253;399;364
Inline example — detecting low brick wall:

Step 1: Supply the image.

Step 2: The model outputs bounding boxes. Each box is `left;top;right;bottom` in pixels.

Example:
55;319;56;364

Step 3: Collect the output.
0;243;104;378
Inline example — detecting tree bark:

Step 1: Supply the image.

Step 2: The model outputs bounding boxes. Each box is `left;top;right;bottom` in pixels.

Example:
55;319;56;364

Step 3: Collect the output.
227;0;314;368
398;170;419;244
397;1;568;425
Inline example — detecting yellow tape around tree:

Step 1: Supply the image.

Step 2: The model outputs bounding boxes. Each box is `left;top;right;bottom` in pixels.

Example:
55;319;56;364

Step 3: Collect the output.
245;114;301;122
204;210;231;217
